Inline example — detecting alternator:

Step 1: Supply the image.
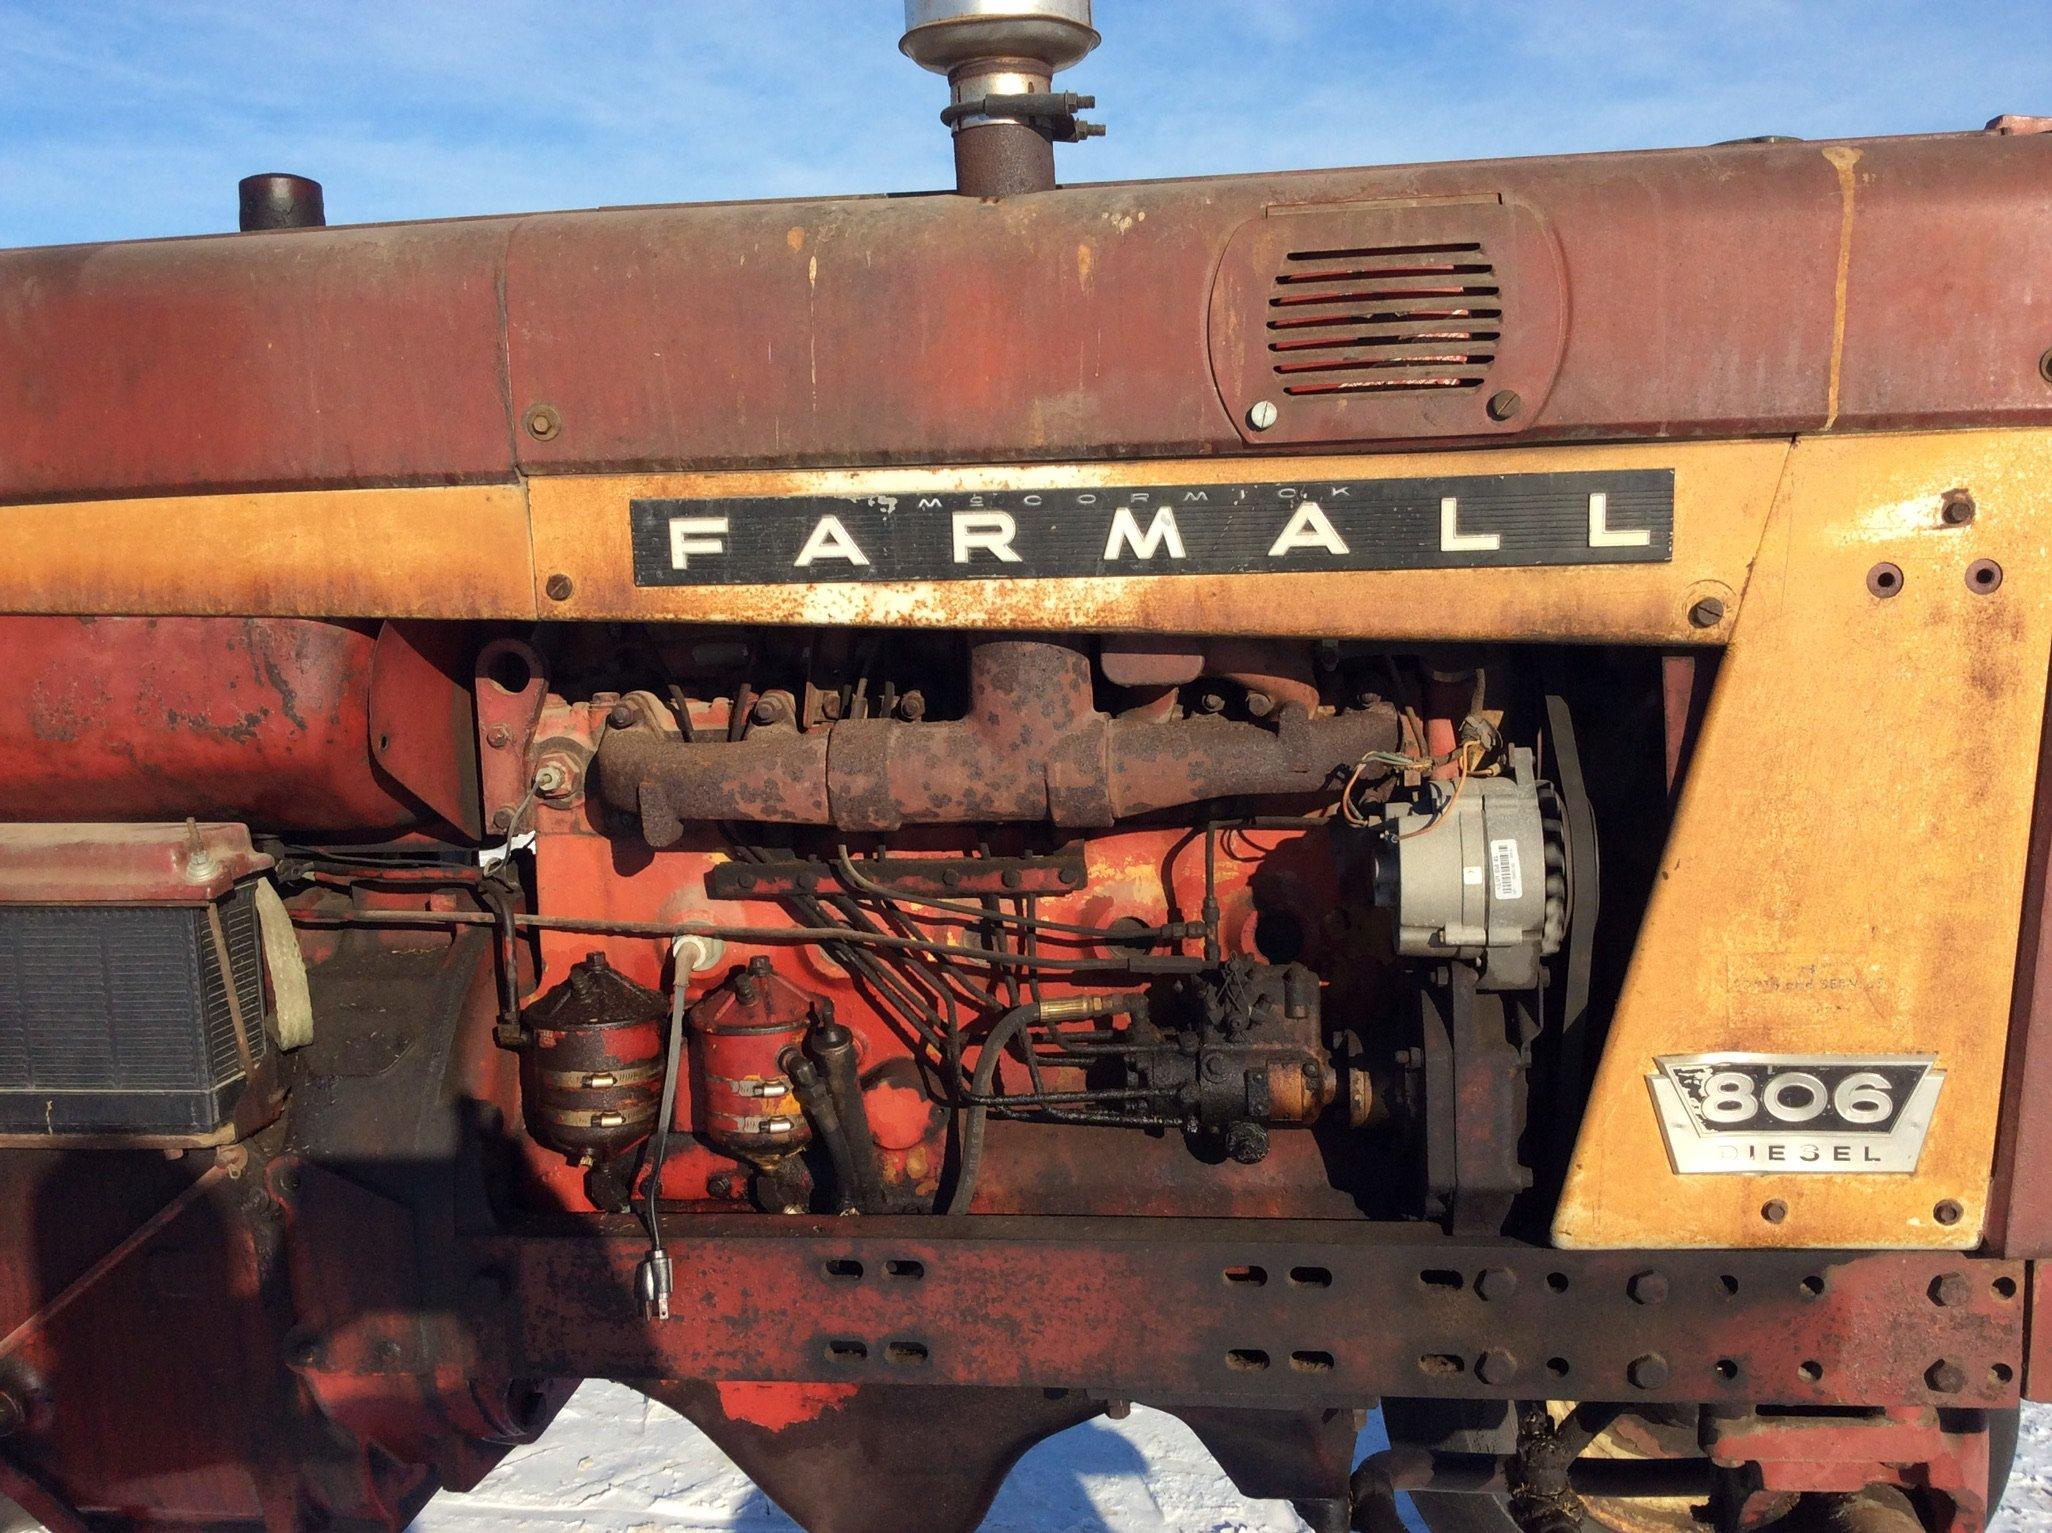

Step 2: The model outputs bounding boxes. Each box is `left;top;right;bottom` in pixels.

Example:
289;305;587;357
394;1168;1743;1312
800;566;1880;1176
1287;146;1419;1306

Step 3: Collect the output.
1371;744;1569;990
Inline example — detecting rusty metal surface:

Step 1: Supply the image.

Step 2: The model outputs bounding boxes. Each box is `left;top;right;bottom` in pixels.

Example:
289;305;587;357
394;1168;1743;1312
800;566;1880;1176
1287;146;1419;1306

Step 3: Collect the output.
0;484;537;621
367;621;485;841
1207;197;1568;449
0;221;515;502
0;616;433;835
599;637;1400;837
1987;644;2052;1258
490;1220;2025;1409
1557;428;2052;1249
0;821;269;904
0;135;2046;504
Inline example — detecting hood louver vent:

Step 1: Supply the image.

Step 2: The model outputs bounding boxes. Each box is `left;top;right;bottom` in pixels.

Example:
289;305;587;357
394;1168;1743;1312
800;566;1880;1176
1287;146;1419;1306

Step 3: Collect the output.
1268;241;1501;397
1209;200;1565;446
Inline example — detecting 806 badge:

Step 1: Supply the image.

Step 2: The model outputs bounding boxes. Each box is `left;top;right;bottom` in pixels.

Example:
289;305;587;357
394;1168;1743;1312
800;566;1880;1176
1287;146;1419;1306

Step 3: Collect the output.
1648;1054;1943;1174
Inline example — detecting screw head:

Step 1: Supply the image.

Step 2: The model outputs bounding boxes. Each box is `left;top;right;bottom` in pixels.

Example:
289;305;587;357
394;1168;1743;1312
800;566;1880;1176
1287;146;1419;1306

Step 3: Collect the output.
1934;1198;1965;1226
1247;400;1279;431
1476;1348;1518;1385
1929;1273;1973;1308
1628;1270;1670;1306
1761;1198;1789;1224
524;403;562;441
545;573;575;602
1475;1267;1518;1301
1941;492;1977;526
1926;1359;1967;1394
1687;596;1727;629
1626;1352;1671;1390
1486;388;1522;422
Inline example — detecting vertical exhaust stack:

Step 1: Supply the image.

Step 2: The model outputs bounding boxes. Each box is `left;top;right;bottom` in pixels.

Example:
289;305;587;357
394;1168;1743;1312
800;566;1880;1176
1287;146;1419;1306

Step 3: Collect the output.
900;0;1103;197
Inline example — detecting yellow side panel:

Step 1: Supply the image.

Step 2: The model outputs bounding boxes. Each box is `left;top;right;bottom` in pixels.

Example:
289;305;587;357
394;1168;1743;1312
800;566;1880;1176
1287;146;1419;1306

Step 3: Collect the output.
0;485;537;619
525;441;1787;644
1555;429;2052;1249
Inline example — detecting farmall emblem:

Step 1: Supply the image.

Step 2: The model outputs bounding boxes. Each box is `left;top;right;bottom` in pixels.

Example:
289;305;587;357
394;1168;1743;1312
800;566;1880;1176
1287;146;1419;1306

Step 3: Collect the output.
1647;1053;1943;1174
628;469;1675;588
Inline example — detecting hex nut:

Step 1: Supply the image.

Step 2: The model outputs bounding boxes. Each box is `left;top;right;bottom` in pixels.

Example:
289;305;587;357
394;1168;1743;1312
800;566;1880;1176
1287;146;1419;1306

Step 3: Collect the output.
1476;1348;1518;1385
1928;1273;1973;1308
533;759;573;798
1626;1352;1671;1390
1627;1270;1669;1306
1475;1267;1518;1301
1925;1359;1967;1394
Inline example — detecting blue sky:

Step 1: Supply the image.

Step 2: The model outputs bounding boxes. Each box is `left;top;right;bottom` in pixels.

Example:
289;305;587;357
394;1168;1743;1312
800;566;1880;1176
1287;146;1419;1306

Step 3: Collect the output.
1;1;2046;249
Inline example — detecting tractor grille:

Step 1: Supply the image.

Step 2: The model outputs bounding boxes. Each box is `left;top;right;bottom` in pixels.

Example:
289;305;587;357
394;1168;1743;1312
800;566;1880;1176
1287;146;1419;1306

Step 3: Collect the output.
1266;241;1501;399
0;886;267;1136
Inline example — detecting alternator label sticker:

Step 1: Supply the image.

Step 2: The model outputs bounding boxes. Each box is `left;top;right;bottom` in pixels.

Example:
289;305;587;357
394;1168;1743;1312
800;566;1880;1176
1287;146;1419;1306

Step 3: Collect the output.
1648;1054;1942;1174
628;470;1674;587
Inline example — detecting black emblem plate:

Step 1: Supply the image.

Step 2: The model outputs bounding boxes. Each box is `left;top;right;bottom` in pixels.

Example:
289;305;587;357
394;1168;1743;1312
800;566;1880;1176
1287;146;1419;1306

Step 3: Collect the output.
629;469;1673;588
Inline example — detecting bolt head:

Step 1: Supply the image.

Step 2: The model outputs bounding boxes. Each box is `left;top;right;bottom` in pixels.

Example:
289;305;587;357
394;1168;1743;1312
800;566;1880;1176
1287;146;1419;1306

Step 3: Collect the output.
485;724;512;748
1476;1348;1518;1385
751;695;790;726
1929;1273;1973;1308
607;702;636;729
525;403;562;441
1247;399;1279;431
897;691;927;721
1244;690;1276;717
1475;1267;1518;1301
1628;1270;1670;1306
1626;1352;1671;1390
1926;1359;1967;1394
491;807;515;831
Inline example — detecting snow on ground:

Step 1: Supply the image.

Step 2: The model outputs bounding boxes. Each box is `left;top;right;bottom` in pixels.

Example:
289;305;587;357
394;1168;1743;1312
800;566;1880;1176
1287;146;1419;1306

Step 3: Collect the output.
405;1380;1370;1532
8;1394;2052;1530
